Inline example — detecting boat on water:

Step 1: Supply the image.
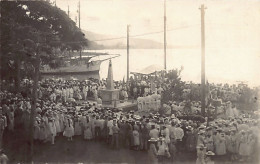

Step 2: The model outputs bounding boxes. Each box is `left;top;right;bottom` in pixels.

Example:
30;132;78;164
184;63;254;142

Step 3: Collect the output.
40;51;120;80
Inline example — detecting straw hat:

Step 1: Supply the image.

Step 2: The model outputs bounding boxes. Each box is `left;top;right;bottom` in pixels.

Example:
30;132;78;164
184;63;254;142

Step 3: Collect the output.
199;125;206;130
198;130;205;135
148;138;158;142
206;151;215;156
187;126;193;131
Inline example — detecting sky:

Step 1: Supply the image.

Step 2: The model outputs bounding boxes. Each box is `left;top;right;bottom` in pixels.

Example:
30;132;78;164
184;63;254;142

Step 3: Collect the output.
56;0;260;48
55;0;260;86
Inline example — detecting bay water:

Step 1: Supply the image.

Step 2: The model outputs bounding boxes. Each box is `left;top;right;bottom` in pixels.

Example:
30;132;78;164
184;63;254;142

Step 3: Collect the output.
87;48;260;87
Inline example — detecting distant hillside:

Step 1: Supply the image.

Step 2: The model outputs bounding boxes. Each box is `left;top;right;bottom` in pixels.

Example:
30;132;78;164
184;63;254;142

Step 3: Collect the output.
83;30;165;49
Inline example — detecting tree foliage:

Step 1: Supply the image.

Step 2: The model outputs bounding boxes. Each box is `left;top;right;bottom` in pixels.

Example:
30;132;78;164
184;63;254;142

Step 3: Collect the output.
0;1;89;89
161;69;185;104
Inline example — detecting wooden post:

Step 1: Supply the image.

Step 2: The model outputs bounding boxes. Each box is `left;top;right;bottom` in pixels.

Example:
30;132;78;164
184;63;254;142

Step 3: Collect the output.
127;25;130;82
68;5;70;18
78;1;82;59
78;0;81;29
199;4;206;116
164;0;167;70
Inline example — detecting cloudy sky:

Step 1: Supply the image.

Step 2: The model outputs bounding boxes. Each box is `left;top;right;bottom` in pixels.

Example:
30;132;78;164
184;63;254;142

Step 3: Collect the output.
55;0;260;86
56;0;260;48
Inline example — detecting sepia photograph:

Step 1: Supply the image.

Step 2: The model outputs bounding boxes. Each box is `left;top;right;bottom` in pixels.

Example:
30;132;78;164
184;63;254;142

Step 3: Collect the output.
0;0;260;163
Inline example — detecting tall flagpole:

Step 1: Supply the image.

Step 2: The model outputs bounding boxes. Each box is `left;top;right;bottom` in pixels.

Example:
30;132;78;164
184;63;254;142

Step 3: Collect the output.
164;0;167;70
68;5;70;18
199;4;206;116
78;0;81;29
127;25;130;82
78;0;82;59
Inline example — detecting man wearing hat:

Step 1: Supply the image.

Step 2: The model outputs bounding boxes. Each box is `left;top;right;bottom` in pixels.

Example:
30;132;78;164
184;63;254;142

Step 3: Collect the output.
111;120;120;149
174;123;184;154
205;151;215;164
148;138;158;164
196;144;206;164
94;116;102;141
126;119;134;149
149;125;159;140
215;131;227;157
119;119;128;148
140;122;150;151
205;127;214;152
185;126;196;153
226;128;238;161
107;117;113;145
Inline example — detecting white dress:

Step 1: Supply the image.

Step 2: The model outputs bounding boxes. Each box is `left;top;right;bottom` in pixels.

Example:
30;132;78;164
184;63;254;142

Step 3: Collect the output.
49;121;57;137
63;119;74;137
39;121;46;141
74;119;82;136
59;113;65;131
55;115;61;133
84;122;93;139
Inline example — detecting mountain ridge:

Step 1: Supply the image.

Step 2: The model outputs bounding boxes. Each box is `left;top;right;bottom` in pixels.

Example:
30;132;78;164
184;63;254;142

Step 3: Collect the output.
84;30;199;49
84;30;165;49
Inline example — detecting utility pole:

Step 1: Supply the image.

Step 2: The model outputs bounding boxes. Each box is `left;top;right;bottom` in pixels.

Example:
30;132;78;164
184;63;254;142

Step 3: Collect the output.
127;25;130;82
68;5;70;18
199;4;206;116
78;0;82;59
78;0;81;29
164;0;167;70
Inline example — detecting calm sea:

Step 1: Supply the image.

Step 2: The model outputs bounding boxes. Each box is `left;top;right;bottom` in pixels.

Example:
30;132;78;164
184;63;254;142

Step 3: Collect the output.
86;48;260;87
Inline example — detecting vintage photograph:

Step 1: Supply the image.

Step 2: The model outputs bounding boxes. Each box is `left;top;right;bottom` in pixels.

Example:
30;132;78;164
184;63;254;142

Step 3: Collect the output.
0;0;259;163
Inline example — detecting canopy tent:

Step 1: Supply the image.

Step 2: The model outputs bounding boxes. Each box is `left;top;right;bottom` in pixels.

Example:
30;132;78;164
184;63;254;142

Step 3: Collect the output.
131;64;164;75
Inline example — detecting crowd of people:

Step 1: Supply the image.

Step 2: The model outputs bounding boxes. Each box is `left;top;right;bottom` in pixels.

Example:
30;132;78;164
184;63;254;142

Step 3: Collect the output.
0;75;259;163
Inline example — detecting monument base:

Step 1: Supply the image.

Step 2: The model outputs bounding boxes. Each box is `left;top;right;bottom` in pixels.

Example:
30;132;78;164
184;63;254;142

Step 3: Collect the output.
99;89;120;107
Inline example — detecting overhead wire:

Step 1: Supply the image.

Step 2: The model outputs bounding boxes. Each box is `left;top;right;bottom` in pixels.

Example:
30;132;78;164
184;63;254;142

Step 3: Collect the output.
43;24;200;44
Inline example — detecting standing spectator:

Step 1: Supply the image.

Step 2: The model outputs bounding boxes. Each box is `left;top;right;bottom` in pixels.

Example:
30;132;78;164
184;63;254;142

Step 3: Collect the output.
48;118;56;145
63;116;74;141
140;122;149;151
111;120;119;149
186;126;197;153
196;144;206;164
84;117;92;140
174;123;184;154
133;125;140;150
226;129;238;161
149;125;159;140
148;138;158;164
94;116;101;141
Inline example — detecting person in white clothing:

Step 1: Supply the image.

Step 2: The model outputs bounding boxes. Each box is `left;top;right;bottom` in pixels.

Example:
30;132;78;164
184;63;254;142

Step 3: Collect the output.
82;85;88;101
174;124;184;154
107;118;113;144
48;118;57;145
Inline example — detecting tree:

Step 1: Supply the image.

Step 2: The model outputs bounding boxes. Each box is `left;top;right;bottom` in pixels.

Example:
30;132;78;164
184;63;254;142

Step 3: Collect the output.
0;1;89;91
161;69;185;104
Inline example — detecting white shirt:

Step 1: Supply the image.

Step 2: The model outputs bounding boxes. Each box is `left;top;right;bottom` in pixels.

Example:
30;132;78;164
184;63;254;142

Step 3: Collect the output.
149;129;159;139
174;127;184;140
107;120;113;135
